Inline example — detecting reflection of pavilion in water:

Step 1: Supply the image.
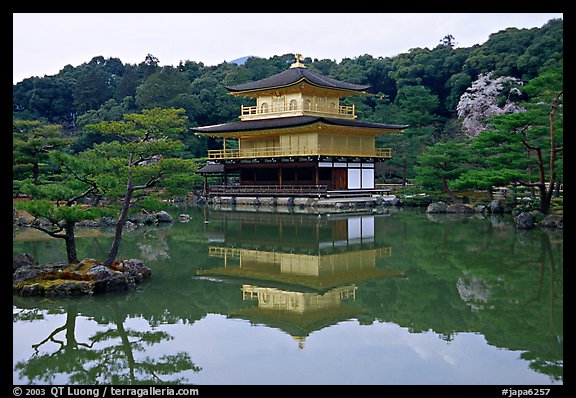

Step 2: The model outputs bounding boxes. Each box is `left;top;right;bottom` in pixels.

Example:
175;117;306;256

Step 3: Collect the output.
198;211;403;347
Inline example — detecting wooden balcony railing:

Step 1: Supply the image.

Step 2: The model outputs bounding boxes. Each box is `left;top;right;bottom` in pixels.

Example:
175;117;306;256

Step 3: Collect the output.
240;102;355;120
207;146;392;160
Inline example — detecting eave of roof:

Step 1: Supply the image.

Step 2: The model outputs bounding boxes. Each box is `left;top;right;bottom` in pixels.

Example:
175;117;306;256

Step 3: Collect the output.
197;163;225;174
225;66;370;95
191;116;408;136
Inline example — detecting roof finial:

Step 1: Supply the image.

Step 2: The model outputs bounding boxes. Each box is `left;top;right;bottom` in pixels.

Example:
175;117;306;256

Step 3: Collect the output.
290;53;307;69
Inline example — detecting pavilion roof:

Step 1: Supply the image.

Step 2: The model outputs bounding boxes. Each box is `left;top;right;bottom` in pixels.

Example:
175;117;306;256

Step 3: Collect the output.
225;66;370;95
192;115;408;136
196;163;224;174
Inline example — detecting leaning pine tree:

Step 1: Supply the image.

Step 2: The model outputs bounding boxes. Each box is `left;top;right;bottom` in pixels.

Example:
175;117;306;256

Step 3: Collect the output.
85;107;197;266
14;153;106;264
13;121;109;264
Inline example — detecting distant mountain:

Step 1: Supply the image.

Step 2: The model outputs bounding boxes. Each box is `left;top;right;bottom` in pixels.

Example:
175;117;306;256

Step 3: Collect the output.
228;55;259;65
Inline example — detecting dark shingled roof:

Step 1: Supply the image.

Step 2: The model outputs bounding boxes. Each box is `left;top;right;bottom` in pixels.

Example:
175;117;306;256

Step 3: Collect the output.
192;116;408;134
225;66;370;93
197;163;224;174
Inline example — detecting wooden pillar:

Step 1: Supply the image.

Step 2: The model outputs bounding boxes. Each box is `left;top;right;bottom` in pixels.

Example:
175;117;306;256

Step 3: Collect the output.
314;166;320;186
278;166;282;187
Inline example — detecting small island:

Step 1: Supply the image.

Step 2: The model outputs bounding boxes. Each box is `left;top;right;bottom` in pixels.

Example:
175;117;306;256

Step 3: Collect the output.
13;254;151;296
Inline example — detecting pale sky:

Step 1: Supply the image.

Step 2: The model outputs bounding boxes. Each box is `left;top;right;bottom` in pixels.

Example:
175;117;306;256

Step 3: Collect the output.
13;13;563;84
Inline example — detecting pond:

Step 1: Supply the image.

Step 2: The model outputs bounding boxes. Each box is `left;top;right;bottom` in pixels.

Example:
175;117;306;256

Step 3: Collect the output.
13;206;563;385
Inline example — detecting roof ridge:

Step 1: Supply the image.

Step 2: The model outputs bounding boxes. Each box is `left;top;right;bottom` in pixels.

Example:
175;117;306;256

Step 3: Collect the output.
225;65;369;93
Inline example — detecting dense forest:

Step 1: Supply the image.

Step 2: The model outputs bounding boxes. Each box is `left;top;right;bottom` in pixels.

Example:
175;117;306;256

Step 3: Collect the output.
13;18;563;210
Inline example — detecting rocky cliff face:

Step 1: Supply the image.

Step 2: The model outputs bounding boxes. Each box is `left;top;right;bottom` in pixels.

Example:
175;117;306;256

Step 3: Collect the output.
457;72;525;137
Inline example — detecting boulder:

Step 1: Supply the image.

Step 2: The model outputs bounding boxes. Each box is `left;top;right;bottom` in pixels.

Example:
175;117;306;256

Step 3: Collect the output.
490;199;504;214
87;264;115;279
156;211;173;223
119;259;152;285
474;204;487;214
13;261;68;284
539;214;563;229
514;212;534;229
13;253;37;273
129;213;157;225
425;201;448;213
446;203;475;213
45;281;93;296
99;216;118;227
124;221;137;230
377;195;399;206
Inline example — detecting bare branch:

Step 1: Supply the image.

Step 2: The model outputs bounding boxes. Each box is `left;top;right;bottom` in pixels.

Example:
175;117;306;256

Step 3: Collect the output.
30;223;66;239
132;177;161;191
510;181;542;188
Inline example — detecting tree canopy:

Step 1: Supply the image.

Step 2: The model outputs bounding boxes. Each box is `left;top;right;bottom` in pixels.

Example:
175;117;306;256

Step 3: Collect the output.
13;108;198;265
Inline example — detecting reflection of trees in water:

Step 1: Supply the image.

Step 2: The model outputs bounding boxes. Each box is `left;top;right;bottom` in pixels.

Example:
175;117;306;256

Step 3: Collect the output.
462;226;563;382
354;215;563;382
135;228;171;262
517;232;563;382
456;273;491;311
14;302;201;385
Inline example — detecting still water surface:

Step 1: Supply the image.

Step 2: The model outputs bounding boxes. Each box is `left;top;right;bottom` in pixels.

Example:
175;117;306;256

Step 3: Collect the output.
13;207;563;385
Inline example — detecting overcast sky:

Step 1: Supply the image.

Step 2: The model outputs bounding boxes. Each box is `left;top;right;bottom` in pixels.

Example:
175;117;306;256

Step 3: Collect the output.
13;13;563;84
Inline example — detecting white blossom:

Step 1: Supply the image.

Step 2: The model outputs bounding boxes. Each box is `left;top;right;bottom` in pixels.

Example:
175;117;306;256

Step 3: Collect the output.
457;72;525;137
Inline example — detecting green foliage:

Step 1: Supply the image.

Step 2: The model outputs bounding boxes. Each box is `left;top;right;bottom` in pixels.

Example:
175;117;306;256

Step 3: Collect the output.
394;85;440;127
73;69;114;113
413;142;468;193
13;76;75;125
13;120;72;191
135;67;193;111
14;148;114;226
444;72;472;112
15;199;104;224
452;169;523;191
84;108;198;264
550;197;563;212
84;108;197;200
462;20;562;81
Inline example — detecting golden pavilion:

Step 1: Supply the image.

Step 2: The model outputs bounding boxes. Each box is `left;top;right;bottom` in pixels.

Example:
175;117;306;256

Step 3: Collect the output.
193;54;407;197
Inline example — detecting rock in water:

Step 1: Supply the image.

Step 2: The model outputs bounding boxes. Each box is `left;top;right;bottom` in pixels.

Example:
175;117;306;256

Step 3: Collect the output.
13;255;152;297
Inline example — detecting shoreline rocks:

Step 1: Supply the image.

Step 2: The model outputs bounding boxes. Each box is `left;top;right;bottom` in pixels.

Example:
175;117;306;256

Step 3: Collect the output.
13;256;151;297
425;200;562;229
13;210;174;229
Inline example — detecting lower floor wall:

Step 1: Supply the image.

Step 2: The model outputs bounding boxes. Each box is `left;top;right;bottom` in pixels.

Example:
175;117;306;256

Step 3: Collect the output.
225;160;377;190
